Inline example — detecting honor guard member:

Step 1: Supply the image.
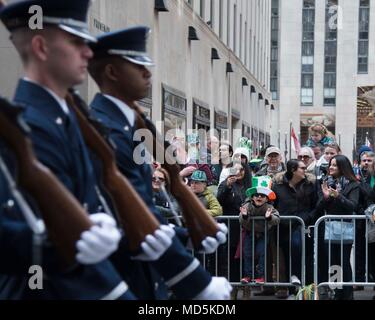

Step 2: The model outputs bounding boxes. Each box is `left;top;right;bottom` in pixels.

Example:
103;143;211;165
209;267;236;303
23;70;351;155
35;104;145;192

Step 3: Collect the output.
88;26;232;299
0;168;34;277
0;0;138;300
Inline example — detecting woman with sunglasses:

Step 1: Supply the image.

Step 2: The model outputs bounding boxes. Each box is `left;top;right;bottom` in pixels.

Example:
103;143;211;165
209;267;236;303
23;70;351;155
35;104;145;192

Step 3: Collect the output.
298;147;317;175
316;155;360;300
272;159;318;297
152;168;180;221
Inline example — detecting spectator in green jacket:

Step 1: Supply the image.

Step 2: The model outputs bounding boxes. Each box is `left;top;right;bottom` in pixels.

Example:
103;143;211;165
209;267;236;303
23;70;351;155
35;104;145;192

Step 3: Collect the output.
190;170;223;217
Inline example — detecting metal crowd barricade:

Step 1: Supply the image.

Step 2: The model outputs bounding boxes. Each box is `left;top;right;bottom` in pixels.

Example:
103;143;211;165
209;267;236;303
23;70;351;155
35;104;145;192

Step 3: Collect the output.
168;215;306;289
313;214;375;300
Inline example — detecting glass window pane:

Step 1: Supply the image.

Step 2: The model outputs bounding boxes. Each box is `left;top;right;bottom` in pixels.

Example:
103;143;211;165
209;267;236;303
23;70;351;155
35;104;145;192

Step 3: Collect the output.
302;64;313;73
271;30;278;45
271;62;278;77
164;112;186;142
358;40;369;55
325;41;337;55
272;17;279;30
302;42;314;56
271;78;278;91
302;55;314;64
304;0;315;8
324;97;335;105
324;88;336;97
324;73;336;87
358;63;368;73
303;31;314;40
302;74;313;88
359;31;369;40
271;47;278;60
301;96;313;104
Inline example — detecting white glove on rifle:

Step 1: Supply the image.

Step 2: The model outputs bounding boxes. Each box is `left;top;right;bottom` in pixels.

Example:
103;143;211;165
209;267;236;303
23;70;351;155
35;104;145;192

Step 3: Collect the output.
76;213;121;265
187;223;228;254
132;224;175;261
194;277;232;300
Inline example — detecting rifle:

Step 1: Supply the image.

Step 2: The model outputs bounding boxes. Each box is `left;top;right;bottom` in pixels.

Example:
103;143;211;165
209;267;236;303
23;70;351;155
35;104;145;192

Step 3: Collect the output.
66;89;160;252
0;96;93;265
130;102;219;249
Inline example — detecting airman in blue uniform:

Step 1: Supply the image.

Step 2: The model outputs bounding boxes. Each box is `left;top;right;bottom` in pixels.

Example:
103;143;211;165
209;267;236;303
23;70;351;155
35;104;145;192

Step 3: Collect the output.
0;0;135;300
88;26;232;299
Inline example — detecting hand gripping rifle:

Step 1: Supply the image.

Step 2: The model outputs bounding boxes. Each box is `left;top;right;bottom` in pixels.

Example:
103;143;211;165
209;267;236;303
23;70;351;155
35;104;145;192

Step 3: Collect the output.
0;96;93;266
130;102;219;250
66;89;160;252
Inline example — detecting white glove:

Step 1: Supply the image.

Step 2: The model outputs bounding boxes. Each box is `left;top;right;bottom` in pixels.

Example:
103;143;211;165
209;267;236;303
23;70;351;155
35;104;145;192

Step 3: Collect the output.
187;223;228;254
76;213;121;265
132;224;175;261
194;277;232;300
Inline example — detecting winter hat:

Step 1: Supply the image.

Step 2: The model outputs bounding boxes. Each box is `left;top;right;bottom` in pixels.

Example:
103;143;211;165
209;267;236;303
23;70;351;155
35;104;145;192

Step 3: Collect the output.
358;145;372;159
265;146;282;158
233;147;250;163
246;176;276;201
190;170;207;182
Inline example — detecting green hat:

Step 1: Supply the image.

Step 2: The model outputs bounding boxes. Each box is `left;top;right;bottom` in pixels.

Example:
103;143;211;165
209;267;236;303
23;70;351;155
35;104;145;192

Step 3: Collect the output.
237;137;252;153
191;170;207;182
246;176;276;201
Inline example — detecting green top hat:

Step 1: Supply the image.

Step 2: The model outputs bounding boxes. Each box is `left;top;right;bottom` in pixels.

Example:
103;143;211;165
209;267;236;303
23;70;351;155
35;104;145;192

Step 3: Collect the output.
246;175;276;201
237;136;252;151
191;170;207;182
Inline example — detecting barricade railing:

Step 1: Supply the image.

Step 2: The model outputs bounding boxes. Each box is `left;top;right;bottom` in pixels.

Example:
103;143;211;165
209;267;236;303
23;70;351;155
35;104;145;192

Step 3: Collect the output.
168;215;306;288
313;214;375;300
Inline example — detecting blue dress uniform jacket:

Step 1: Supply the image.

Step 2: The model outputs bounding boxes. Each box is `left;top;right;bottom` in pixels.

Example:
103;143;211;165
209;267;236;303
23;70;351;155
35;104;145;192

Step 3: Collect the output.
2;79;135;300
90;93;212;299
0;167;34;275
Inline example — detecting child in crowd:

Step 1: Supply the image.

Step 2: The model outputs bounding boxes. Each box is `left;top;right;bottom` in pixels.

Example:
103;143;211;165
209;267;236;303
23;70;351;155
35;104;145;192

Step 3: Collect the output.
306;123;335;148
239;176;280;284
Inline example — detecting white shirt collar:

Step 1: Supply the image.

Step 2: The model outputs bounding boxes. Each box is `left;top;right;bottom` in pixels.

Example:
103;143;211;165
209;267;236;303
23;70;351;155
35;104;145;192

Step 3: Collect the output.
23;77;70;115
104;94;135;127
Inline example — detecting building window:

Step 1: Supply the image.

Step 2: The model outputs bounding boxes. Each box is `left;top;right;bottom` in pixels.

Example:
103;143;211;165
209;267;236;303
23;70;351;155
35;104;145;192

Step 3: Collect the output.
249;30;252;72
162;85;187;142
245;22;248;66
200;0;205;18
233;4;237;54
270;0;279;100
138;86;152;119
210;0;214;29
187;0;193;7
358;0;370;73
219;0;223;39
227;0;230;46
215;111;228;141
301;0;315;106
193;100;211;131
323;0;337;106
240;14;243;60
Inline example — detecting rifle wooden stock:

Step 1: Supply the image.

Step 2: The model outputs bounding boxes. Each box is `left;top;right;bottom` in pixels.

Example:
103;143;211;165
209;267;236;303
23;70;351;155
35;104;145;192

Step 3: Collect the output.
66;90;160;252
131;102;219;249
0;97;93;265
